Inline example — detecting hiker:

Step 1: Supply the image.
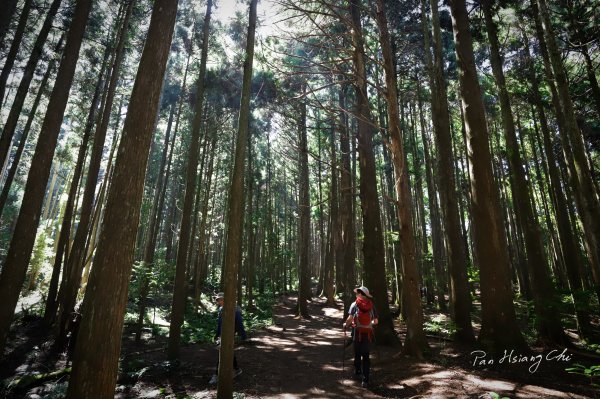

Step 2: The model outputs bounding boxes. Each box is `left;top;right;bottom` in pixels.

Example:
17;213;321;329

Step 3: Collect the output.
343;286;378;388
209;292;246;385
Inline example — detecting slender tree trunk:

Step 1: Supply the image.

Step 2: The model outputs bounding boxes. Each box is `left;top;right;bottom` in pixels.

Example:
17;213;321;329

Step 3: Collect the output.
65;1;178;397
194;133;217;305
0;0;18;52
0;0;33;108
0;57;55;217
44;55;107;325
56;1;134;347
325;122;338;306
0;0;62;168
349;0;399;347
374;0;425;352
246;134;256;309
579;44;600;116
417;82;447;311
217;1;256;397
422;0;475;343
520;28;593;335
168;0;212;360
481;0;567;344
0;0;92;354
297;92;310;318
535;0;600;297
448;0;527;351
135;103;176;341
338;83;356;314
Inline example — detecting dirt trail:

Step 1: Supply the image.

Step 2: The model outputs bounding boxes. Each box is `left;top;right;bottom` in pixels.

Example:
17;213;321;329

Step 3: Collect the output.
125;296;595;398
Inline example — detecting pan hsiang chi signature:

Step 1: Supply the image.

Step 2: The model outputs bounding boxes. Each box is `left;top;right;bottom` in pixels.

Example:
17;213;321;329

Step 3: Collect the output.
471;348;573;373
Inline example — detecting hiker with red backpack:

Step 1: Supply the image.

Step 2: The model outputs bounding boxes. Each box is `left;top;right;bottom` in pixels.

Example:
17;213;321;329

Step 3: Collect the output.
343;286;378;388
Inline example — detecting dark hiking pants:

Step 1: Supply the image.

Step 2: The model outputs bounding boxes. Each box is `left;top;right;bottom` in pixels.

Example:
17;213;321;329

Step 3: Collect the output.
353;332;371;382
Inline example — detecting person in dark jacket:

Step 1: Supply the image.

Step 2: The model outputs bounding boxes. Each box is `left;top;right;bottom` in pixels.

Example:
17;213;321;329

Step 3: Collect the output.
209;292;246;384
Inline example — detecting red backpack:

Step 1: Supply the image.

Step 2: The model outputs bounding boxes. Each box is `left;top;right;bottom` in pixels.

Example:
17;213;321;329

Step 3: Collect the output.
352;296;374;341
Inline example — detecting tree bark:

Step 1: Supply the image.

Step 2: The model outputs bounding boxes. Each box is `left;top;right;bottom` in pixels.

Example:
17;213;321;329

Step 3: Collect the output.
217;0;256;397
56;0;134;347
481;0;567;345
0;0;62;168
416;82;447;312
350;0;399;347
520;28;592;335
0;0;33;108
337;82;356;314
0;56;56;217
535;0;600;301
448;0;527;351
44;53;108;325
374;0;425;353
325;122;339;306
135;102;176;342
423;0;475;343
0;0;18;52
168;0;213;360
297;91;311;318
65;1;178;397
0;0;92;354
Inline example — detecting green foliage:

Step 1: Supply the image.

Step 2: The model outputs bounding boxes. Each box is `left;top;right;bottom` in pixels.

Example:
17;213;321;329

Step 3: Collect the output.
565;364;600;387
26;228;52;292
423;314;458;338
489;392;510;399
582;343;600;356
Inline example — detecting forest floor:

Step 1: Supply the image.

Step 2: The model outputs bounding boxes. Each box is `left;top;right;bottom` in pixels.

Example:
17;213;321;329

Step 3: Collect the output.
1;295;600;398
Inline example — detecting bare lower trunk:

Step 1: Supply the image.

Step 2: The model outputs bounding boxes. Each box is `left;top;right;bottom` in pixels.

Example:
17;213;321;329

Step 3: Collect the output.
217;1;257;397
0;0;92;354
482;0;567;345
448;0;526;352
65;1;179;397
168;0;213;359
350;0;399;347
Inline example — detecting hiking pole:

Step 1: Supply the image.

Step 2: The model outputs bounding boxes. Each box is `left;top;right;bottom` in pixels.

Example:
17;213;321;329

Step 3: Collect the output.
342;326;346;376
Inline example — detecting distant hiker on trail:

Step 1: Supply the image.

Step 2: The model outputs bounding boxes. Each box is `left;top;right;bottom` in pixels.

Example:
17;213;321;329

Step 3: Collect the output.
343;286;378;388
209;292;246;385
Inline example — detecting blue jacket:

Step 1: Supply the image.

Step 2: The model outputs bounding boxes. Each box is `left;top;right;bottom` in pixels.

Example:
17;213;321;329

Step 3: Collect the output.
216;306;247;340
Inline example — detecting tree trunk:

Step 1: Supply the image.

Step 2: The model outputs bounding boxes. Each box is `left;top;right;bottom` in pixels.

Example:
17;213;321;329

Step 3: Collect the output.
135;102;176;342
349;0;399;347
0;56;55;217
374;0;425;353
0;0;92;354
520;28;592;335
423;0;474;343
338;83;356;314
416;82;447;311
194;133;217;305
56;1;134;348
168;0;212;360
297;92;310;318
325;122;338;306
448;0;527;352
0;0;62;168
217;0;256;397
0;0;33;108
535;0;600;301
0;0;18;52
65;1;178;397
481;0;567;345
245;134;256;309
44;54;107;325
